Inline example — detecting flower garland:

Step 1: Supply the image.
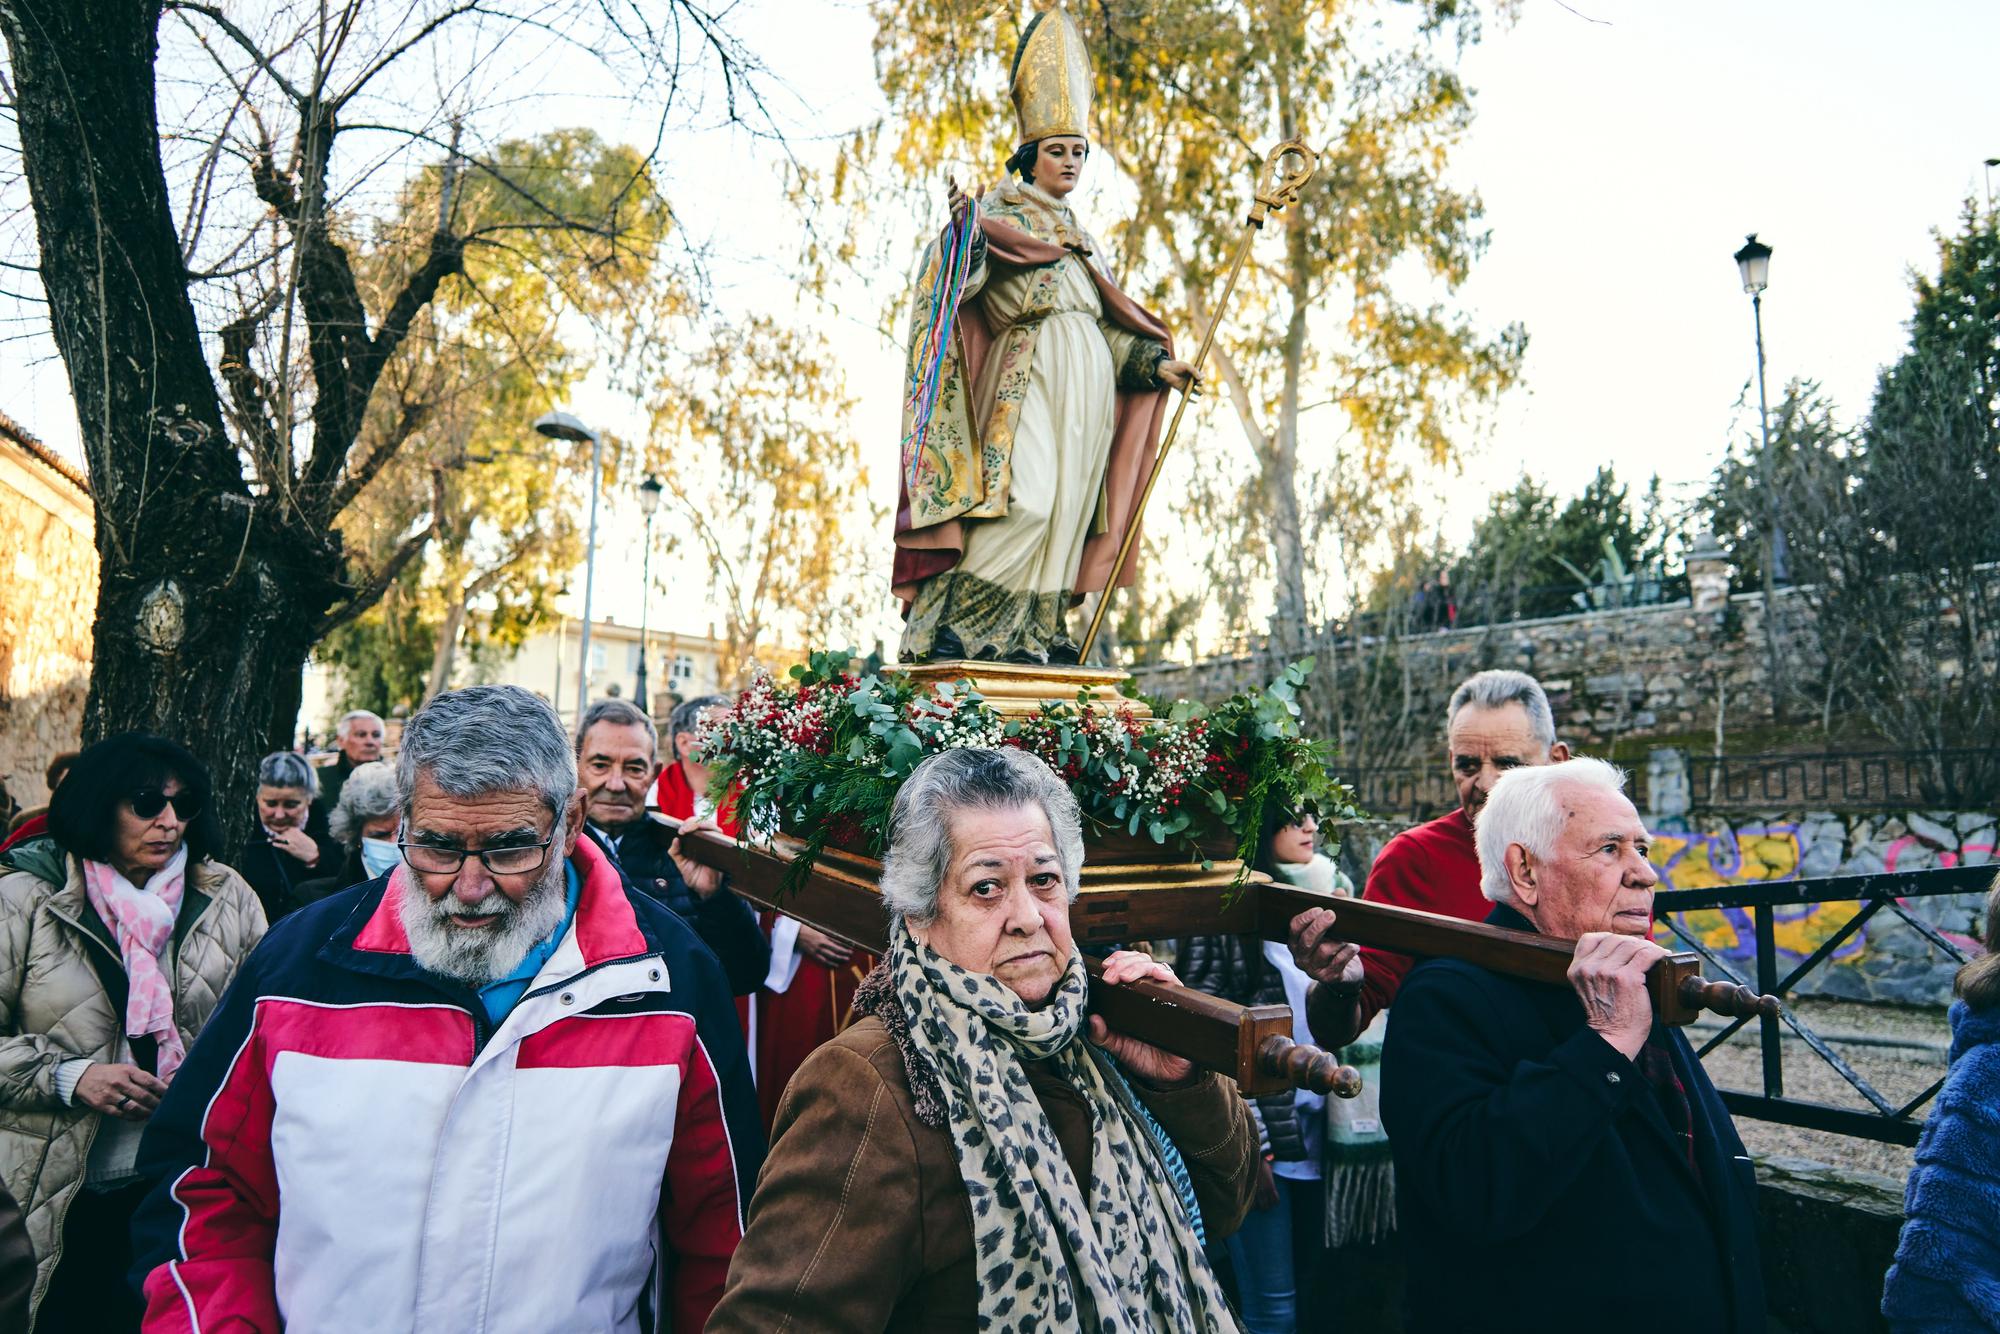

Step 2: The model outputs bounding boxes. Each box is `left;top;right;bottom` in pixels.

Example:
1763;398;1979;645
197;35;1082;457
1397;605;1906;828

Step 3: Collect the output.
701;650;1357;896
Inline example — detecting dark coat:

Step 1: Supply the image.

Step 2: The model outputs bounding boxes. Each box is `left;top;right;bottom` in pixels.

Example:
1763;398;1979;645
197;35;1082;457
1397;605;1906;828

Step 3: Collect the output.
1881;999;2000;1331
1381;904;1765;1334
307;754;357;833
232;828;344;924
1174;933;1308;1161
293;846;369;908
591;815;770;996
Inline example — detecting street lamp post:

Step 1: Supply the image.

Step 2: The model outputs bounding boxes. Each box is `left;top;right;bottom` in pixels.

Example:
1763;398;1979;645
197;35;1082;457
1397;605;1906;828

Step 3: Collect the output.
1733;233;1785;724
536;409;601;725
635;475;663;714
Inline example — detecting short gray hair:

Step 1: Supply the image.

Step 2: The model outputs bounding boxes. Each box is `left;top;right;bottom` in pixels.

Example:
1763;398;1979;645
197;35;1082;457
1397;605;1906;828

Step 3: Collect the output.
256;750;319;799
669;694;730;743
397;686;577;820
1448;670;1557;752
1477;757;1629;905
330;761;401;847
577;698;657;758
337;709;384;739
880;747;1084;927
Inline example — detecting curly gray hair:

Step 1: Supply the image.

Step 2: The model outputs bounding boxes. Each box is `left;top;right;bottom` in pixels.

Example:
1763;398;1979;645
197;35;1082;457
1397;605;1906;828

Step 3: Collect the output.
879;747;1084;927
329;761;401;848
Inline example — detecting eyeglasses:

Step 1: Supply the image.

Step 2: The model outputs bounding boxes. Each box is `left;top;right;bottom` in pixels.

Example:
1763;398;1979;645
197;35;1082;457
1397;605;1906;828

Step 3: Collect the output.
398;838;556;877
129;789;205;822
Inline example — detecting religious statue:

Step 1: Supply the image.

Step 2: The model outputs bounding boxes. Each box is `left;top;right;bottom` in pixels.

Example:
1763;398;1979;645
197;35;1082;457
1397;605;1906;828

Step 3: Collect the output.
892;3;1197;665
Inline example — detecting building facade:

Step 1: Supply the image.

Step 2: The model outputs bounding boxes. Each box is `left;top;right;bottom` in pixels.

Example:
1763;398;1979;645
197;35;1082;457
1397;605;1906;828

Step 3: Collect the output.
0;412;95;813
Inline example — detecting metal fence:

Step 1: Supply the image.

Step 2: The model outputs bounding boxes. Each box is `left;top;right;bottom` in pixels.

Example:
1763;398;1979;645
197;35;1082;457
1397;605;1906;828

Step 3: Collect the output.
1652;864;1994;1145
1672;749;2000;813
1349;748;2000;822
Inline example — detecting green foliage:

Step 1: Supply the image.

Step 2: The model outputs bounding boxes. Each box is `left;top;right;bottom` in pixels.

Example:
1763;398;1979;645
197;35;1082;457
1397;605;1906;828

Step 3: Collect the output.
702;655;1357;897
1700;380;1856;593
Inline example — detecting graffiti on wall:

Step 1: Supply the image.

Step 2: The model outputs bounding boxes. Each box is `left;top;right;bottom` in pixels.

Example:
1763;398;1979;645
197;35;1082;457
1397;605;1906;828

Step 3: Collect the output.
1649;811;1996;1003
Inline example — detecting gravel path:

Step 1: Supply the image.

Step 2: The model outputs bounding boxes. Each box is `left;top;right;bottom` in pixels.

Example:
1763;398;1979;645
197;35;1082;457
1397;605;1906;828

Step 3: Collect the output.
1691;997;1947;1182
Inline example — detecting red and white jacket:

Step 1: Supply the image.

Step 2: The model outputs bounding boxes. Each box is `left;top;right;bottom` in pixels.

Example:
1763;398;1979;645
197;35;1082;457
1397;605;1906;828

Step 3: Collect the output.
131;834;763;1333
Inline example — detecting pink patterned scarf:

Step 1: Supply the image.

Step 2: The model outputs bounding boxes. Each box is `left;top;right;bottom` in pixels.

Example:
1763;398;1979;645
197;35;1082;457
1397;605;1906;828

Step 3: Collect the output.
82;846;189;1078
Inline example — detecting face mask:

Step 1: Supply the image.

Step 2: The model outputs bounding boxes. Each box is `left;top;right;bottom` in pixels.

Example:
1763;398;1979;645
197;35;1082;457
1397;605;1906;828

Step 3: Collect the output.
360;837;401;879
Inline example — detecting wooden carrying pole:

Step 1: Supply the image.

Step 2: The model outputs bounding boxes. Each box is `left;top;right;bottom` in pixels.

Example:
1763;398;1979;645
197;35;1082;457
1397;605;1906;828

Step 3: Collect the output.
678;831;1779;1093
1076;139;1320;662
678;829;1360;1098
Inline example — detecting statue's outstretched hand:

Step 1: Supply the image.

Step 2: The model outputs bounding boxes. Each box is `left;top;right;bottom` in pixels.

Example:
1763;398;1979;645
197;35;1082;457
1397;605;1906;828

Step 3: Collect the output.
946;177;980;224
1158;359;1200;394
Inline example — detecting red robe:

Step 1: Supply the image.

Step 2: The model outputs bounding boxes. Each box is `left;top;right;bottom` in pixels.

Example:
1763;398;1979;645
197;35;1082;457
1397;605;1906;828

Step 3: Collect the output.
1356;805;1485;1029
656;761;867;1132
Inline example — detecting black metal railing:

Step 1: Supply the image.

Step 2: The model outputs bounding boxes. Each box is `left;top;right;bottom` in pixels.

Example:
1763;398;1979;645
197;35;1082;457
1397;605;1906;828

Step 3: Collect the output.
1672;749;2000;813
1348;748;2000;822
1652;864;1995;1145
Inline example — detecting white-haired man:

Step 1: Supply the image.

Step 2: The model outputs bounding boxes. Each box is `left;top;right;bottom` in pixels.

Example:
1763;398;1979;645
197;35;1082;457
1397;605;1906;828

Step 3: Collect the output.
1288;668;1571;1049
1378;758;1764;1334
131;686;762;1333
311;708;385;829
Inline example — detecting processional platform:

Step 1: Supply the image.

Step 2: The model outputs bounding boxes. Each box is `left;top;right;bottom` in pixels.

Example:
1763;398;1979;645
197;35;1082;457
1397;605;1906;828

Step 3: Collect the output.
678;826;1778;1099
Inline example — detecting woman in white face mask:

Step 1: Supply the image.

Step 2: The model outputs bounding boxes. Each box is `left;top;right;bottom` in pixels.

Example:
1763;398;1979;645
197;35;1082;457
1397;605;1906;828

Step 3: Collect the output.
298;761;402;903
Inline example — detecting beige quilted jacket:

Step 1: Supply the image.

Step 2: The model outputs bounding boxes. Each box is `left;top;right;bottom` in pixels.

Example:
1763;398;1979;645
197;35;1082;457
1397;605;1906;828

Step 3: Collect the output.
0;842;266;1325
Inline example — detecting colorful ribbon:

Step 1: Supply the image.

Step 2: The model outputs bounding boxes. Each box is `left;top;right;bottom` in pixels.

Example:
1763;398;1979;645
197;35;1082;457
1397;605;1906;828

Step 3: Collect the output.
902;199;981;493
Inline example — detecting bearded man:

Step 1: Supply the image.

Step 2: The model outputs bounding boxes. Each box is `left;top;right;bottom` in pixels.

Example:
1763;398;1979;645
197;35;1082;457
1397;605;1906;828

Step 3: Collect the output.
130;686;762;1333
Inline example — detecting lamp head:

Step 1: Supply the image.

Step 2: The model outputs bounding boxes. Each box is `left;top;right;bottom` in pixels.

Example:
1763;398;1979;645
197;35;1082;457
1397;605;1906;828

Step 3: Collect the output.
533;410;596;442
1733;233;1772;295
638;474;663;517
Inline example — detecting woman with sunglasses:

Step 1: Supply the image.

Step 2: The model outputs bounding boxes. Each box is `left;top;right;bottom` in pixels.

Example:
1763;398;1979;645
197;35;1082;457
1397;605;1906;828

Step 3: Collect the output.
0;733;266;1331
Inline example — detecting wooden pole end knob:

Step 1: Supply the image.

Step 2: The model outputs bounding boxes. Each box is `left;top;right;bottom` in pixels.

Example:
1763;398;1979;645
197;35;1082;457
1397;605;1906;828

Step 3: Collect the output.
1257;1034;1364;1098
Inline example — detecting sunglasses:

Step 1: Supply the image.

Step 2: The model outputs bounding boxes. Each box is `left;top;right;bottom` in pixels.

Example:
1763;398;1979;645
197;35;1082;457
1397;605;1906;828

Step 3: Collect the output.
128;789;205;822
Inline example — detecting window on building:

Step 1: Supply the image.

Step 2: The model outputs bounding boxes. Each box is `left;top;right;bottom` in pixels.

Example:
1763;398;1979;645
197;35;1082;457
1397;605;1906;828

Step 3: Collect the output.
670;654;694;684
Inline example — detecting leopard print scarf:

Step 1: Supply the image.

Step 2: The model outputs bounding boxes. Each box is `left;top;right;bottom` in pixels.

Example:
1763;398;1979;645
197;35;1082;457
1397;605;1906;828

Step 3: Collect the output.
890;920;1238;1333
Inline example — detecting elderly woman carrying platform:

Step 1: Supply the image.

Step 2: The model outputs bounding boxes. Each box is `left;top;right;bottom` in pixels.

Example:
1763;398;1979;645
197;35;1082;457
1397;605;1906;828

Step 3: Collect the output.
710;746;1256;1333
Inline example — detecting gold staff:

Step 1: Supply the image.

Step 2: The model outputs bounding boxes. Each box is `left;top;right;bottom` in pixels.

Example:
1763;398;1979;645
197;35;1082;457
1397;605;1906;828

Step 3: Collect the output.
1077;138;1319;663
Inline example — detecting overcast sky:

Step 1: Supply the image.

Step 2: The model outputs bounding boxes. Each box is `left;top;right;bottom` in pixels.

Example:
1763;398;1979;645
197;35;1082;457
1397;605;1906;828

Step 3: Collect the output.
3;0;1994;640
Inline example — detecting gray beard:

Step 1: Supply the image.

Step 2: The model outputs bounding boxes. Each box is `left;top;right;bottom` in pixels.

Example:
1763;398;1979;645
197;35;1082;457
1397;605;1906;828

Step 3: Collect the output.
400;841;570;987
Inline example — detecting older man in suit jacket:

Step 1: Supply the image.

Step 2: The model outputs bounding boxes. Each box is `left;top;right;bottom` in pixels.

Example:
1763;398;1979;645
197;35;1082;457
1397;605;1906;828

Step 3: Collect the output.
1381;757;1765;1334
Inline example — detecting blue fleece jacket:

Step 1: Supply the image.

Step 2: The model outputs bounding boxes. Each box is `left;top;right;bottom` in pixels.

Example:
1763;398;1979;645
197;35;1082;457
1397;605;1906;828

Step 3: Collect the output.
1882;999;2000;1332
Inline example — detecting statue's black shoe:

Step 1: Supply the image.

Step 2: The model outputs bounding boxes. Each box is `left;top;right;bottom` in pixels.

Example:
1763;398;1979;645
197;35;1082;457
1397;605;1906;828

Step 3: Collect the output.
927;627;968;662
1046;639;1083;666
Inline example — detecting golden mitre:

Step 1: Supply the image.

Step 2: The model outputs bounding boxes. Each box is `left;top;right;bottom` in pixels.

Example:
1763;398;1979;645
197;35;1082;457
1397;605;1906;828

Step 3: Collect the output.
1010;1;1091;147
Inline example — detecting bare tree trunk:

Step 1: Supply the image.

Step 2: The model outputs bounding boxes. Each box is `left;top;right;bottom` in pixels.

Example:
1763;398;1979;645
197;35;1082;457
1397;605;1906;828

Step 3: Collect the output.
1;0;346;850
424;597;470;703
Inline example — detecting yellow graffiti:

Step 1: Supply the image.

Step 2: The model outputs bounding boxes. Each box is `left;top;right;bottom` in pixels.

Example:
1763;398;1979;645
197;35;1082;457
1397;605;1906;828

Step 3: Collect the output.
1650;828;1869;964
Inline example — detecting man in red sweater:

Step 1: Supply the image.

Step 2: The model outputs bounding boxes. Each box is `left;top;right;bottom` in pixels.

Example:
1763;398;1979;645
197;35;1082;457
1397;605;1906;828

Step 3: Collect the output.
1290;669;1569;1049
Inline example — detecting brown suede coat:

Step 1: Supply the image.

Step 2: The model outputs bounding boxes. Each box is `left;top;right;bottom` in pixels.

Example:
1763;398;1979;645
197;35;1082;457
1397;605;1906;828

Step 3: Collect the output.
709;1014;1257;1333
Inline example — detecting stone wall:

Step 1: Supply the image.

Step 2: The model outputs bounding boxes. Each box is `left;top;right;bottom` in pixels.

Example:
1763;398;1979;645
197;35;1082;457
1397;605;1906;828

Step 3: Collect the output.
0;416;95;813
1131;585;1820;767
1648;805;1993;1005
1756;1157;1905;1334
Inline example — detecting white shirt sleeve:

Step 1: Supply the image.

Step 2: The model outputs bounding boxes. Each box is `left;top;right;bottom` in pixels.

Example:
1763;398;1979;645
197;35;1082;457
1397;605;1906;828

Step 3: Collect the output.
54;1057;93;1107
763;916;806;994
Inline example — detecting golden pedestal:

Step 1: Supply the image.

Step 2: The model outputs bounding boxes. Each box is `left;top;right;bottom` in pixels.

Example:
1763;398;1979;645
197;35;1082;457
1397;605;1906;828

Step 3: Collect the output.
888;659;1152;719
